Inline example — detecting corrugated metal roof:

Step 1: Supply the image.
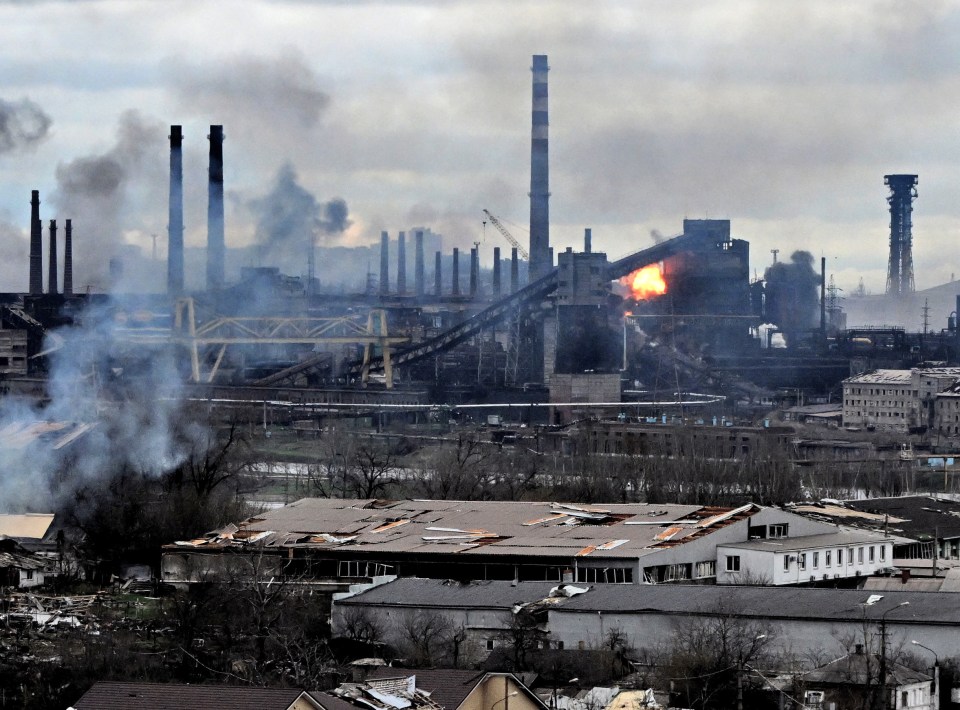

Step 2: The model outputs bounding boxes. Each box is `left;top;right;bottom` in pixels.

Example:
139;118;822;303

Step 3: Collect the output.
719;530;892;552
844;370;912;384
175;498;727;560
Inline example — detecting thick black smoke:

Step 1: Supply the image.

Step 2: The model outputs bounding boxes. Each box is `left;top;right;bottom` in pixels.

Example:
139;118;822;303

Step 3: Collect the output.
0;97;51;154
249;163;350;272
764;250;819;341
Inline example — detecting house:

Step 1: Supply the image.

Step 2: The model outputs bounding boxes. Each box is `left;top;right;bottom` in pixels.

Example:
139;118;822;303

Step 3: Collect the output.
161;498;863;594
314;670;547;710
799;649;934;710
0;537;47;588
68;682;324;709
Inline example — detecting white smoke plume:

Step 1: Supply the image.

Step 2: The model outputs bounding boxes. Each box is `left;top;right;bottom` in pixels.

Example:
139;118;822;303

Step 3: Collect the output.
0;299;206;513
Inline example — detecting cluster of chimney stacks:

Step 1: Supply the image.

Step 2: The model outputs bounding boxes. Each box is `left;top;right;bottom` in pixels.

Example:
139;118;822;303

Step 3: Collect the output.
166;123;226;295
378;233;520;300
28;190;73;297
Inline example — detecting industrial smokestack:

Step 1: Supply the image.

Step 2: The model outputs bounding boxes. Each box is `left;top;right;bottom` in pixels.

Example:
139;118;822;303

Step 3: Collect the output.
435;251;442;296
884;174;918;296
452;247;460;296
415;230;425;298
63;219;73;296
379;231;389;296
206;125;225;290
821;256;826;335
470;247;478;297
29;190;42;295
511;247;519;293
493;246;502;297
529;54;550;279
397;231;407;295
167;125;184;295
47;220;57;295
584;228;592;254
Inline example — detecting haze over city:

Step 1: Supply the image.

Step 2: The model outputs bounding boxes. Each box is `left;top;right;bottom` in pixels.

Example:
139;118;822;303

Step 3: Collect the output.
2;0;959;292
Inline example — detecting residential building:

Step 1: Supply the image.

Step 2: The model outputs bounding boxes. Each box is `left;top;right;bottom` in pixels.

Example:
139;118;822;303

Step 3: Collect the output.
314;670;547;710
69;682;324;710
0;537;47;588
842;367;960;431
800;650;934;710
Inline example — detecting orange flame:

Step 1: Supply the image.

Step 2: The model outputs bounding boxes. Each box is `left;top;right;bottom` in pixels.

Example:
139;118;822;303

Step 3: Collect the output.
622;264;666;300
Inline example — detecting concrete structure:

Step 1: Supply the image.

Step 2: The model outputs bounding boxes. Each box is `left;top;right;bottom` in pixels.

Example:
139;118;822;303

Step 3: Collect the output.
63;219;73;295
206;125;225;290
0;329;28;375
716;530;895;586
334;578;960;665
47;220;57;294
528;54;550;280
28;190;41;295
397;231;406;295
842;367;960;431
414;229;425;298
167;125;184;294
548;373;620;425
380;231;389;296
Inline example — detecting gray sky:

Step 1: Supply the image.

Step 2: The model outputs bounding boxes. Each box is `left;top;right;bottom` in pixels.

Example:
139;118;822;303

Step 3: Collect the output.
0;0;958;293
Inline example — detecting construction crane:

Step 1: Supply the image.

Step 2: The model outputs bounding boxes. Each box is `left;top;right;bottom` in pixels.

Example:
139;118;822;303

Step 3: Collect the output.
482;209;529;260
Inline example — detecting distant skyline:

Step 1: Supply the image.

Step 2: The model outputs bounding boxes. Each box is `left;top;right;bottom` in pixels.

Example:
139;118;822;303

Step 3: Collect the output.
1;0;959;294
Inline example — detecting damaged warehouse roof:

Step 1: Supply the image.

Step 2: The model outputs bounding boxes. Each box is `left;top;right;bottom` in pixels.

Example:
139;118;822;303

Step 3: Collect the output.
168;498;759;560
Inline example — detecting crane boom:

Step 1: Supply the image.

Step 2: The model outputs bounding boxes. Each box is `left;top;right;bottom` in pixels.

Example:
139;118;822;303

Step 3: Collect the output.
482;209;529;260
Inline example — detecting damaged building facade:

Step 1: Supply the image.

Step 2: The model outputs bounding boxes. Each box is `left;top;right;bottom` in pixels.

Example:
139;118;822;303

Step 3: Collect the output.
162;498;891;591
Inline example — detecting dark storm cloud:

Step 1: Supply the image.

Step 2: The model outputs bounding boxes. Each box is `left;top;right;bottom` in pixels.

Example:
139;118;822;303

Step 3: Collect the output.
0;97;51;154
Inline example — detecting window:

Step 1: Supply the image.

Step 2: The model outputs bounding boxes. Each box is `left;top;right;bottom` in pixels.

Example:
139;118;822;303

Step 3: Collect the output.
813;552;819;568
783;555;790;572
25;570;33;580
576;567;633;584
768;524;789;538
858;547;864;563
880;545;886;562
486;639;496;651
726;555;741;572
869;546;876;563
799;553;807;571
825;551;831;567
837;549;843;565
695;561;716;578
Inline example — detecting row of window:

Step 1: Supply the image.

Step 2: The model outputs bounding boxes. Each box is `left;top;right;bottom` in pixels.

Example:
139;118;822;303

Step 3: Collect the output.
786;545;886;572
725;545;888;574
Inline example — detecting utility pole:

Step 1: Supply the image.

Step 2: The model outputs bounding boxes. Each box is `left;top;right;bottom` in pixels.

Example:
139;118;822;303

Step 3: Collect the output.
770;248;779;265
922;298;930;337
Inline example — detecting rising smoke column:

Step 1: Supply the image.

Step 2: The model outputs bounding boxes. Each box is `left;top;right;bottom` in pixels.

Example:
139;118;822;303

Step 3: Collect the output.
53;110;165;289
0;97;52;154
763;250;820;343
248;163;350;276
0;299;207;512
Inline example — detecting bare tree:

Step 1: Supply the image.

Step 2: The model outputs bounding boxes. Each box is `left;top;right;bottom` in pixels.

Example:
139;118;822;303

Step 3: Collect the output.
657;604;774;710
397;611;454;665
